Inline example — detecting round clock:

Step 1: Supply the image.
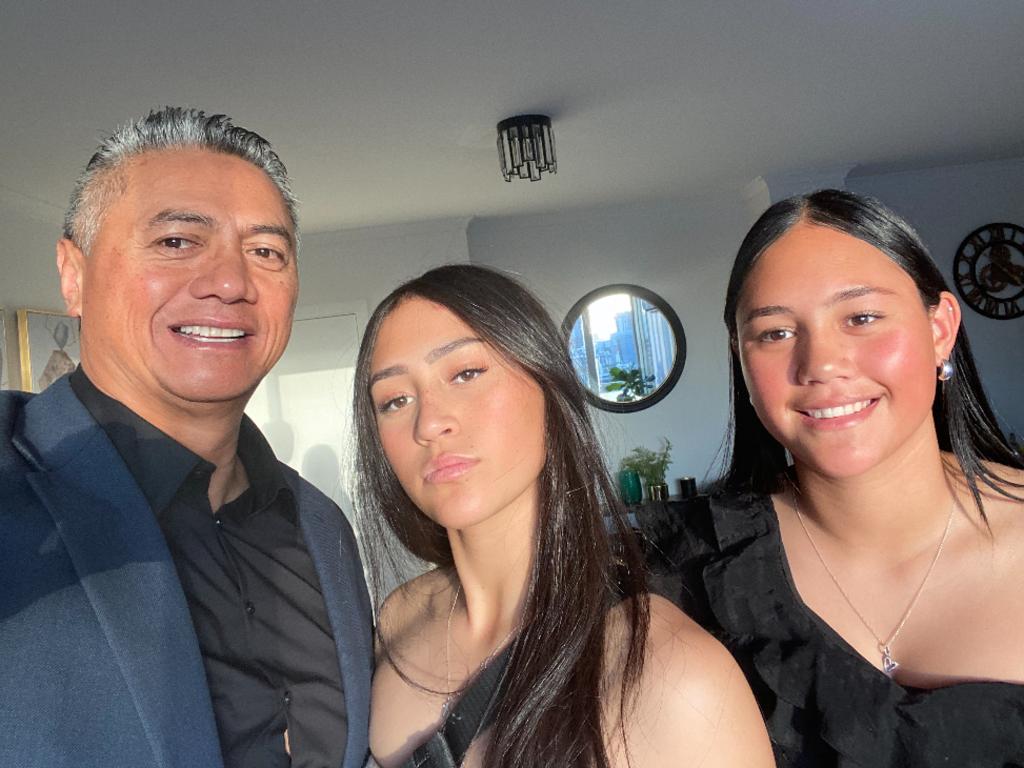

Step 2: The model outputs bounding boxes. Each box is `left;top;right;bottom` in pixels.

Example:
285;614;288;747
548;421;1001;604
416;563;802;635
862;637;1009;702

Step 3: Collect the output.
952;222;1024;320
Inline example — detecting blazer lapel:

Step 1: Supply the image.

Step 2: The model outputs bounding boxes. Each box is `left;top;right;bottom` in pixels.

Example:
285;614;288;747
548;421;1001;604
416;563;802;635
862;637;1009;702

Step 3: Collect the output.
295;480;373;768
16;379;223;768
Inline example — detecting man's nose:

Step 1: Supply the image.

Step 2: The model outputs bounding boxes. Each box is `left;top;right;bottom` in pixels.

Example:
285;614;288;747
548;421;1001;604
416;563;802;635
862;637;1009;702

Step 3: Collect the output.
189;243;257;303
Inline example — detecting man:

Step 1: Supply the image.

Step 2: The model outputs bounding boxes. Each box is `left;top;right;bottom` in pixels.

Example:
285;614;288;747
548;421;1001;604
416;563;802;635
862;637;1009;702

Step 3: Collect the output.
0;108;372;768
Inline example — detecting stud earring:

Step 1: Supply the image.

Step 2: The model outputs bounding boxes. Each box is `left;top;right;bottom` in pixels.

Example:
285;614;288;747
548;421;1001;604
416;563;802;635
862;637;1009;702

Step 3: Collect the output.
937;358;954;382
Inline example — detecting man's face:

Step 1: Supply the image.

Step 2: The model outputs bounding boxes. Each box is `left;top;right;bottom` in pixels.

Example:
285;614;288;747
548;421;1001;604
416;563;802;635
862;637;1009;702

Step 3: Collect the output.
59;148;298;415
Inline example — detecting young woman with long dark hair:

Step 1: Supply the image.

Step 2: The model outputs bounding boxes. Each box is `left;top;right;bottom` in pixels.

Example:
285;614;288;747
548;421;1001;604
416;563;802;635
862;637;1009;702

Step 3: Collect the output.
353;264;772;768
673;189;1024;766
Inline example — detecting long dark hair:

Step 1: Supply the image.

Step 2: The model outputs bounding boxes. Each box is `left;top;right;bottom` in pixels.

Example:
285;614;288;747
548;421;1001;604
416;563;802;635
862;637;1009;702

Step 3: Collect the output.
353;264;650;767
719;189;1023;514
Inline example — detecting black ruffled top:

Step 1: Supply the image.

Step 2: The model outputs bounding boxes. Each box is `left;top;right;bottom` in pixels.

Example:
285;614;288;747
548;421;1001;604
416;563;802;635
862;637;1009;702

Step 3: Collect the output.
664;492;1024;767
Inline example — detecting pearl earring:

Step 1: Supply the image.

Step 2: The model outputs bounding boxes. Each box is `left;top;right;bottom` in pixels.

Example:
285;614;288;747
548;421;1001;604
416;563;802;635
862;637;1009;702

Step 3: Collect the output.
937;359;954;382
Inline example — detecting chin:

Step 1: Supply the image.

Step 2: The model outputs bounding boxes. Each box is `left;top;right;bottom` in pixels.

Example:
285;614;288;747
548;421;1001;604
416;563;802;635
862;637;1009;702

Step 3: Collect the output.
795;447;888;481
160;373;260;406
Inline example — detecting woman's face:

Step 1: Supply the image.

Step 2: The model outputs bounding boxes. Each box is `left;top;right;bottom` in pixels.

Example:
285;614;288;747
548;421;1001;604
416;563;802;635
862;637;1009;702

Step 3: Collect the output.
734;221;960;480
368;297;547;531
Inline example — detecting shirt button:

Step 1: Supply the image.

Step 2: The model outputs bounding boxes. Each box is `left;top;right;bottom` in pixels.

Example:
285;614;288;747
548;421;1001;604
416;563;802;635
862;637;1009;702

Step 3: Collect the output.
283;691;292;706
214;516;223;527
245;601;255;615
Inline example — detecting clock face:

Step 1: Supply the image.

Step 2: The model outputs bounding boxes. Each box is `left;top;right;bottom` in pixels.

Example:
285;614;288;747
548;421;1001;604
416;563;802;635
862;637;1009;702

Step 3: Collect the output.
953;222;1024;320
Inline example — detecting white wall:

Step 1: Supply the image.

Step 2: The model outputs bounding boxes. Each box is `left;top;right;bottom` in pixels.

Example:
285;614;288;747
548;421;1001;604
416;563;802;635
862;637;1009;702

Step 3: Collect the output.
849;157;1024;438
0;191;65;382
467;191;760;488
295;218;471;313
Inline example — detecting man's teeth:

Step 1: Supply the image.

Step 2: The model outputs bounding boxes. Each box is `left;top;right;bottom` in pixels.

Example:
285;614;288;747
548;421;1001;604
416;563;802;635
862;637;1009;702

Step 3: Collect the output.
807;400;873;419
176;325;246;342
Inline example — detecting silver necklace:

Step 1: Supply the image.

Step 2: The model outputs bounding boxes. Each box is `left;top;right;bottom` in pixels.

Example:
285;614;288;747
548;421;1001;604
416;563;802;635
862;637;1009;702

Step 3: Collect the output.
792;491;955;677
441;583;516;719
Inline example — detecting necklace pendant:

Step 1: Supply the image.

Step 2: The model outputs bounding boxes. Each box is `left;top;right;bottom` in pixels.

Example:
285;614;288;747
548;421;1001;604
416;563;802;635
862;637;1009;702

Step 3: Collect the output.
881;645;899;677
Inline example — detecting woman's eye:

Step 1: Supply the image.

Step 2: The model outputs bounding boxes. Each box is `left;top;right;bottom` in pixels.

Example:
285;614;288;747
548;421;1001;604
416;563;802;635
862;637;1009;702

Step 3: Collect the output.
758;328;794;343
453;367;486;384
377;395;411;414
849;312;882;327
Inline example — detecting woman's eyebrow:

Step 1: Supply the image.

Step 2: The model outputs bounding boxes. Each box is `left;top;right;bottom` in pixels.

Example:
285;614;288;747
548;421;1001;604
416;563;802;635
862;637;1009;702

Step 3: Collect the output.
828;285;897;304
741;305;790;326
741;286;898;326
424;336;481;363
369;337;482;386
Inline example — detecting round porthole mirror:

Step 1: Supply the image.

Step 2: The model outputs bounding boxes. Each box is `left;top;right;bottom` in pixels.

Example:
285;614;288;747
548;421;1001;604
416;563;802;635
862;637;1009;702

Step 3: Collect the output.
562;284;686;413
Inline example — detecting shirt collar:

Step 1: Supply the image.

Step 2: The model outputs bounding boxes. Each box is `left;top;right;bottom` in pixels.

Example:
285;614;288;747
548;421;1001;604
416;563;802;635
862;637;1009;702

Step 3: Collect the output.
69;366;292;518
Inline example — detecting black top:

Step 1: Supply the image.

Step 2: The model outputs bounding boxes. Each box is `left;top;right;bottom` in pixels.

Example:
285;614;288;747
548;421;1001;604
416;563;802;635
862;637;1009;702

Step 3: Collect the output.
667;490;1024;768
70;368;347;768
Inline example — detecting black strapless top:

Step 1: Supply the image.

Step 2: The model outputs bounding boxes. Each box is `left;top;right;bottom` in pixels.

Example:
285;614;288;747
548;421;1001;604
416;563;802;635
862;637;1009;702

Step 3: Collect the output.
664;491;1024;767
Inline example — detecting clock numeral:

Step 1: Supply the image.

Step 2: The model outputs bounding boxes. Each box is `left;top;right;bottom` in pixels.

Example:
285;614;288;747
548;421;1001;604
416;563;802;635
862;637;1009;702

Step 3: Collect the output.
963;233;987;259
985;225;1008;243
961;285;984;306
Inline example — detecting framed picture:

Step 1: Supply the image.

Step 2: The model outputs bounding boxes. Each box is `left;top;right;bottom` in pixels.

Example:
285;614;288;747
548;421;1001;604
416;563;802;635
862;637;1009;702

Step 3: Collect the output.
17;309;81;393
0;308;9;390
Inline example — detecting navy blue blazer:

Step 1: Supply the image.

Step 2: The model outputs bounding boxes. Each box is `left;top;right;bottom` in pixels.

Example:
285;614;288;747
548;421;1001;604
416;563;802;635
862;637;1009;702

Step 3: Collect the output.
0;377;373;768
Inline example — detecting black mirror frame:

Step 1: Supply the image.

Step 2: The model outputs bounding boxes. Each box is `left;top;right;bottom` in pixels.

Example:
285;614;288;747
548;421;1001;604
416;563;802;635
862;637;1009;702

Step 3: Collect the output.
561;283;686;414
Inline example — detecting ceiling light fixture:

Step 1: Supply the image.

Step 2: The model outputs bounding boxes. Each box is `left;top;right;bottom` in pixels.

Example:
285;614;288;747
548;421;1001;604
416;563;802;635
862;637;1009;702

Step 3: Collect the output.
496;114;556;182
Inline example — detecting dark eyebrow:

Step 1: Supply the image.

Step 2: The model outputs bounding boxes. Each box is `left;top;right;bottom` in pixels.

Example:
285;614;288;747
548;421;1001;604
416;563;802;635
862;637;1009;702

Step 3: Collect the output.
741;305;790;325
147;211;294;249
424;336;481;363
147;209;217;229
829;285;897;304
369;337;483;387
741;286;898;326
248;223;295;250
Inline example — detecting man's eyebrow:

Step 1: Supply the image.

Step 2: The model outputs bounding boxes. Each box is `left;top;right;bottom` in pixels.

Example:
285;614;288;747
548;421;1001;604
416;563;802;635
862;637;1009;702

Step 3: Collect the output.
147;209;217;229
248;224;295;249
146;212;294;249
369;337;483;387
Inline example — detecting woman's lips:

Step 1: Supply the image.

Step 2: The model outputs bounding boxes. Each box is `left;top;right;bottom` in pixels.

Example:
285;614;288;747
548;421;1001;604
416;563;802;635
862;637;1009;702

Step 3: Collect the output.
423;455;480;483
796;397;879;428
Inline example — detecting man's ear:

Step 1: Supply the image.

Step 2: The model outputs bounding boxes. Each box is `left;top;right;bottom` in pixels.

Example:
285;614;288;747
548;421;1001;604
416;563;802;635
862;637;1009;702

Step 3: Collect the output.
930;291;961;364
56;238;85;317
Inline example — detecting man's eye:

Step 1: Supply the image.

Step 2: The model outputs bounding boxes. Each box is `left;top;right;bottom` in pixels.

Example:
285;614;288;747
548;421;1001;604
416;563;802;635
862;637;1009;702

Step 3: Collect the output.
253;247;284;261
160;237;192;249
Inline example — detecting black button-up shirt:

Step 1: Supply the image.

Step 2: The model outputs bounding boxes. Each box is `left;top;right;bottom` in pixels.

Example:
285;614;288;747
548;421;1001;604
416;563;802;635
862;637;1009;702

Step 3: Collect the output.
70;368;347;768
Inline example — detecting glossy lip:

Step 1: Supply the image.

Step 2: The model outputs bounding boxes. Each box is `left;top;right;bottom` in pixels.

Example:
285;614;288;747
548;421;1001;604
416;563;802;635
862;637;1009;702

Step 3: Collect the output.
423;453;480;484
795;397;880;430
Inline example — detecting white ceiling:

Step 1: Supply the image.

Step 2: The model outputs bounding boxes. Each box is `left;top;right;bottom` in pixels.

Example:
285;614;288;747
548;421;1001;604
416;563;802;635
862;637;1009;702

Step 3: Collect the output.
2;0;1022;234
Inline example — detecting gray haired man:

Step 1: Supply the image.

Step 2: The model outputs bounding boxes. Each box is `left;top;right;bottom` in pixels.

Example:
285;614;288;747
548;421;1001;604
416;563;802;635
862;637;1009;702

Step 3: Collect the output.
0;108;372;768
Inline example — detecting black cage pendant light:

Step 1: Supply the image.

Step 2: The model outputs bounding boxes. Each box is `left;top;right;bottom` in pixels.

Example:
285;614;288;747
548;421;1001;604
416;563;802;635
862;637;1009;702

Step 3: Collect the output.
497;114;557;182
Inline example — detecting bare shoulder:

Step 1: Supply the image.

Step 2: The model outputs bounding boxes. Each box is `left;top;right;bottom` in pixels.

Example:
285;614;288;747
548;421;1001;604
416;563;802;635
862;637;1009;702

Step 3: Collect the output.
608;595;775;768
375;568;453;661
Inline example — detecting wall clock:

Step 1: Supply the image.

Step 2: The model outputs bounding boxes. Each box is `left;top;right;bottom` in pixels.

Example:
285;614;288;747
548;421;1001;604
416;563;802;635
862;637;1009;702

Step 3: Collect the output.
952;222;1024;320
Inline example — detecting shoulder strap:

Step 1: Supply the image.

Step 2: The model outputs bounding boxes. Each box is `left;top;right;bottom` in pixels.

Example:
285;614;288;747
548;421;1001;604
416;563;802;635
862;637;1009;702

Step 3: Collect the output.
406;642;513;768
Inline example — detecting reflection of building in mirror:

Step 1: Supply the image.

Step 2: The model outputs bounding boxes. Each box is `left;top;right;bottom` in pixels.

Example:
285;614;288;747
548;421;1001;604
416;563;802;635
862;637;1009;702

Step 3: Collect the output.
569;293;675;402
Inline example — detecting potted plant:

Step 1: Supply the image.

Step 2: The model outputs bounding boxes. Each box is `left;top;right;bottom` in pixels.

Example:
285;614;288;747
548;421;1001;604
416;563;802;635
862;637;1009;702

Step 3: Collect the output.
604;366;656;402
619;437;672;500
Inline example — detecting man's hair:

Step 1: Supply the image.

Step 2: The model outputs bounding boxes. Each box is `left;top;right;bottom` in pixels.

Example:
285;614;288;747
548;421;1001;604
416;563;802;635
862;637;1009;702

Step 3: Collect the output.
63;107;298;253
